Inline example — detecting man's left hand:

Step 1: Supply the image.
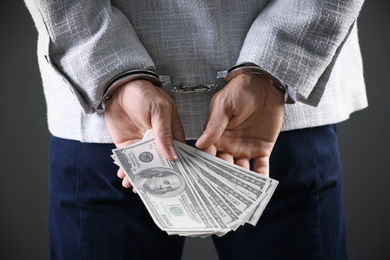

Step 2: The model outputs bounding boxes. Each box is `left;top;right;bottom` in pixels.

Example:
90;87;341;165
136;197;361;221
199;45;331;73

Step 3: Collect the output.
195;73;285;177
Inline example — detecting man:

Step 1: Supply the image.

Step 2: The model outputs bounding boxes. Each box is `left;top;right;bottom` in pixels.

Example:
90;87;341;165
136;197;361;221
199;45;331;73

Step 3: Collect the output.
25;0;367;259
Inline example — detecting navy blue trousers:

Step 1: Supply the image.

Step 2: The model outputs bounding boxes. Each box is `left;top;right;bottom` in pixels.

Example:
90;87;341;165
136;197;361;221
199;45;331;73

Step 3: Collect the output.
49;125;346;260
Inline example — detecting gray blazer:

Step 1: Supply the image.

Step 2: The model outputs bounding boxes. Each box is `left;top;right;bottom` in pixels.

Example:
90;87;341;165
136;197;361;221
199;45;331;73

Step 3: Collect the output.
25;0;367;142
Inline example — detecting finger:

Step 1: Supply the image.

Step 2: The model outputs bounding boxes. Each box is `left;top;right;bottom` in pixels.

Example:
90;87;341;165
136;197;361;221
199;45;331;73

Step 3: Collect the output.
200;145;217;157
151;102;178;161
122;176;133;188
217;152;234;164
234;158;250;170
117;169;125;179
252;156;270;177
118;168;133;188
171;105;186;143
195;101;231;149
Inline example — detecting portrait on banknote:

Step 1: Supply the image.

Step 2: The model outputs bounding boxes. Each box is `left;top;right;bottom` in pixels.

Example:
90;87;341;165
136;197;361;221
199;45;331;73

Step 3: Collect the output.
133;167;186;198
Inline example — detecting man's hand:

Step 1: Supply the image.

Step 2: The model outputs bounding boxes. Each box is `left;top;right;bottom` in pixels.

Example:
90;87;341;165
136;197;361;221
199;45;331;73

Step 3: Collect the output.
105;79;185;188
195;73;285;177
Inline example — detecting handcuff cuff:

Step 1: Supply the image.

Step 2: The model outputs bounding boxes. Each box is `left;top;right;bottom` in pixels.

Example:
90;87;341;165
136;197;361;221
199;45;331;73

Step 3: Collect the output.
215;62;302;104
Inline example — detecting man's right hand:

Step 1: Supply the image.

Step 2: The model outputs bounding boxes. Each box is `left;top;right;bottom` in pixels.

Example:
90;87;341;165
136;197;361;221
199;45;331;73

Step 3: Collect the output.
105;79;185;188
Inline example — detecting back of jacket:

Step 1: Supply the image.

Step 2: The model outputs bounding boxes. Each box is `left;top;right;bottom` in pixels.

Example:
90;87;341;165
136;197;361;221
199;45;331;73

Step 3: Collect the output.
25;0;367;142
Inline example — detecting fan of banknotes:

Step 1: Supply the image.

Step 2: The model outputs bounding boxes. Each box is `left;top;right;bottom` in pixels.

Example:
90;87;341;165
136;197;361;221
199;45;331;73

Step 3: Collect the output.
111;130;278;237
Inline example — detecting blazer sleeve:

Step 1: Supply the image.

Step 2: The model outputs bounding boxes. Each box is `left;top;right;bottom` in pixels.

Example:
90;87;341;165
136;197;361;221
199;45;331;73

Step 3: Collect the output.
25;0;155;113
237;0;365;106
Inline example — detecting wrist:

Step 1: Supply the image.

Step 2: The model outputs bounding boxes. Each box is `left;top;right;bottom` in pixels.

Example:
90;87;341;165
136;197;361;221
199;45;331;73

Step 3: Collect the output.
216;62;300;104
98;69;171;111
232;73;286;104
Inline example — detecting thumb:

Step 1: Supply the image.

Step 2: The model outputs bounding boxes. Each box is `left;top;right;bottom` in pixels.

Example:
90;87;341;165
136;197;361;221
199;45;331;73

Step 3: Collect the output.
151;106;179;161
195;102;231;149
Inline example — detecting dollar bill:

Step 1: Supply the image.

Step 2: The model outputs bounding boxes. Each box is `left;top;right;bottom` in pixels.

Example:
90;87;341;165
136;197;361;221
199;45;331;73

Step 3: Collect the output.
178;152;242;233
112;139;219;233
174;141;278;225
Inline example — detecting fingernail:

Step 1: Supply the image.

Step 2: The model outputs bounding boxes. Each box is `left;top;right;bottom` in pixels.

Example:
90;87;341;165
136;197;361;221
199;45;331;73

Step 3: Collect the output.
169;146;178;160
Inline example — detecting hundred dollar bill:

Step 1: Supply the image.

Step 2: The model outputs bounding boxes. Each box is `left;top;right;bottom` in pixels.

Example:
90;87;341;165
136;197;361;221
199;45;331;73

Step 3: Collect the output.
175;141;272;194
175;140;278;226
247;180;278;225
178;145;266;201
177;152;242;233
178;151;259;222
112;138;219;233
178;150;257;224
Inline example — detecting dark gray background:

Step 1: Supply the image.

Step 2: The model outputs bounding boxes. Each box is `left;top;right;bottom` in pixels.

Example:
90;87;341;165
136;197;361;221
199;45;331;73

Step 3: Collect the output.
1;1;389;259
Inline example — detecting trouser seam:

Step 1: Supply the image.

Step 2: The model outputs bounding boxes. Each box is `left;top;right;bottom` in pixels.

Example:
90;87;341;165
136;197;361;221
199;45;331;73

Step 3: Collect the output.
309;128;325;260
75;141;87;260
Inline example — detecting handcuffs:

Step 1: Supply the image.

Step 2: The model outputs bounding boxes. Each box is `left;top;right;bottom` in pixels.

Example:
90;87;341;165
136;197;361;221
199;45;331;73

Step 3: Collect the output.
100;62;303;110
